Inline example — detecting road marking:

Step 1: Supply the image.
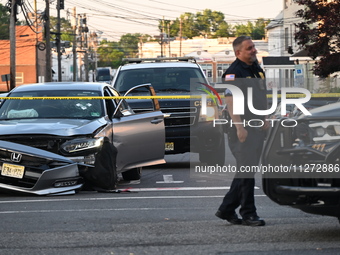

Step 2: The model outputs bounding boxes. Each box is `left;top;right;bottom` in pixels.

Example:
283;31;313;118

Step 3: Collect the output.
0;192;264;205
156;174;184;184
125;186;259;192
0;207;210;214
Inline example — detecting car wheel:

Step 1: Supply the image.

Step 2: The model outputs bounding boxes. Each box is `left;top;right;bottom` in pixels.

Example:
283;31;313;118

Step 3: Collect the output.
122;167;142;181
199;138;226;166
83;138;118;191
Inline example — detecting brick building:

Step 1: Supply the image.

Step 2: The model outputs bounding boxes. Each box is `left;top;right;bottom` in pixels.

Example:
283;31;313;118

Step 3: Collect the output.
0;26;46;92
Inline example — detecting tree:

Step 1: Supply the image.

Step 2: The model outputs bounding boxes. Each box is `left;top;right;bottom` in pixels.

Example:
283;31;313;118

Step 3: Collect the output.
49;16;73;41
214;22;234;38
234;19;269;39
119;33;143;58
234;21;254;37
253;18;269;39
0;3;10;40
158;10;234;39
97;40;124;68
295;0;340;77
195;9;227;38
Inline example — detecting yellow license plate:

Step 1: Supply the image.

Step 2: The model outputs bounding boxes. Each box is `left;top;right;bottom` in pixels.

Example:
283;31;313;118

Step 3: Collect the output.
165;142;174;151
1;163;25;179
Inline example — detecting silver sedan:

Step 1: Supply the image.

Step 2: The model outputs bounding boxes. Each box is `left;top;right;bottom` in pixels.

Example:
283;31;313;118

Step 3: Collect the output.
0;82;165;195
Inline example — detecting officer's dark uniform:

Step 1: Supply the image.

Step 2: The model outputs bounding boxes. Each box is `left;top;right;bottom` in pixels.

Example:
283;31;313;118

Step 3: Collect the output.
218;58;267;219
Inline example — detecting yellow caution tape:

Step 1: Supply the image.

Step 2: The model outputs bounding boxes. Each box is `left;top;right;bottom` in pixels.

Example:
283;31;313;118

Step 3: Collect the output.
266;93;340;98
1;93;339;100
2;95;197;100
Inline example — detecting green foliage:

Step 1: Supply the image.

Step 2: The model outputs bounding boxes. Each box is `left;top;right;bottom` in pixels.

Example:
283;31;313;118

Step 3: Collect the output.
97;40;124;68
0;3;10;40
234;18;269;39
49;16;73;42
234;21;254;37
157;9;268;40
295;0;340;77
119;33;142;58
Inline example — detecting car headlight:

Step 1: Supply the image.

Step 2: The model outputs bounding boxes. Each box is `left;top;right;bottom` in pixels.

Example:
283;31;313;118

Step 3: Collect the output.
61;137;104;155
310;121;340;142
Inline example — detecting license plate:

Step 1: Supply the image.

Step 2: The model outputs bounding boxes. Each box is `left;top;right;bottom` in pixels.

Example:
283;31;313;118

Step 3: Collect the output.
1;163;25;179
165;142;174;151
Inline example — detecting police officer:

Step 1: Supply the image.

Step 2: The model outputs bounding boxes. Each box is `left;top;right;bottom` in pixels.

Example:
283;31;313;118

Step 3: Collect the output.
215;36;269;226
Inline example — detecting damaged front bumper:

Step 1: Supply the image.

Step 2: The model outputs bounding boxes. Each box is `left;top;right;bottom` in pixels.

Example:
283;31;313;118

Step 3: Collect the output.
0;140;84;195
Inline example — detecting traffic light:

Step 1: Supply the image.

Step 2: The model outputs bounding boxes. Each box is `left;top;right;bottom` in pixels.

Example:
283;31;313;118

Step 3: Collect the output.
59;0;64;9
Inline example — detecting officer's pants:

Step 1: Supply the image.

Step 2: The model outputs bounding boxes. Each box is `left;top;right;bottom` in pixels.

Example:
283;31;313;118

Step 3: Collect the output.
218;126;266;218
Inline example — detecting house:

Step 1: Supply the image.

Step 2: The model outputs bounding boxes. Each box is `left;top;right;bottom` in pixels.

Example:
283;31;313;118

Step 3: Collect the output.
264;0;340;92
263;10;295;90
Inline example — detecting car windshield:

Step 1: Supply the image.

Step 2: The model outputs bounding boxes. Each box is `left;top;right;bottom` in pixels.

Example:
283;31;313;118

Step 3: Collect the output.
0;90;104;120
115;67;207;93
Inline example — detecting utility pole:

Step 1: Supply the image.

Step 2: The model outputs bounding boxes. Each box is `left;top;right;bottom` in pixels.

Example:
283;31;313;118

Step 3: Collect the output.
34;0;39;82
179;17;182;57
78;14;83;81
161;17;164;57
45;0;52;82
72;7;77;81
56;0;63;81
168;22;171;57
84;14;89;82
9;0;17;90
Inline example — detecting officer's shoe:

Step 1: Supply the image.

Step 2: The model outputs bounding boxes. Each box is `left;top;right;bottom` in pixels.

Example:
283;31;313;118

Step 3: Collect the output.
215;210;242;225
242;215;265;226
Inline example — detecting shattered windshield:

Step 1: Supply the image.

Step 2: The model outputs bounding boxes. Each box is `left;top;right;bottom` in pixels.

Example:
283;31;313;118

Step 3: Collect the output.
0;90;104;120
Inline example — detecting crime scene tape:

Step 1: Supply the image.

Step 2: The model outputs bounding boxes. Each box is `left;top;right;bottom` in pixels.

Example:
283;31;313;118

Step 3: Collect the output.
265;93;340;98
2;96;196;100
1;93;340;100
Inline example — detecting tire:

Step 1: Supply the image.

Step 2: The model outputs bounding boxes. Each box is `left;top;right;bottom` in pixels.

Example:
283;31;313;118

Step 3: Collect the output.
83;138;118;191
199;138;226;166
122;167;142;181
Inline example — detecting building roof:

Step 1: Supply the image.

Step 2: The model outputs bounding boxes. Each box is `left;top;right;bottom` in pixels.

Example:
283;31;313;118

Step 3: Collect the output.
266;11;283;30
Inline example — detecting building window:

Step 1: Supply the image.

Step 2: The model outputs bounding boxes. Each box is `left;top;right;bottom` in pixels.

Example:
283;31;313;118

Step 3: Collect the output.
16;72;24;84
285;27;289;52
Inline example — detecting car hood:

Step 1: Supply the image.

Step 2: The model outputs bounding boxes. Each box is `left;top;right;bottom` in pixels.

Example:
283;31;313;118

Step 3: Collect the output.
299;101;340;119
0;117;108;136
125;90;212;109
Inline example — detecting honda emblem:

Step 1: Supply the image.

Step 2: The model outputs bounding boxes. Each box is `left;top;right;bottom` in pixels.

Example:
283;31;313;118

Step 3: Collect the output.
11;152;22;163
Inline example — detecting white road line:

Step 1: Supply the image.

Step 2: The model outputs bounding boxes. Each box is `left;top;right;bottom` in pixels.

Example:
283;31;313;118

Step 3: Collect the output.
156;174;184;184
126;186;259;192
0;206;238;214
0;194;266;205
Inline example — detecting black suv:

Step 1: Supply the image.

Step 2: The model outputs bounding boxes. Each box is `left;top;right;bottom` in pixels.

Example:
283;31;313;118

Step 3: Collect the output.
112;57;225;165
262;101;340;221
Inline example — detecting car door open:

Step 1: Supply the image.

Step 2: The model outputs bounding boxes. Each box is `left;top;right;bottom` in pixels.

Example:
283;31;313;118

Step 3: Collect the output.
112;84;166;172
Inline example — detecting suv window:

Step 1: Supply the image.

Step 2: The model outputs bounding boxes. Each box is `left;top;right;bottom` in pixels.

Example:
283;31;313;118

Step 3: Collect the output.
115;67;207;93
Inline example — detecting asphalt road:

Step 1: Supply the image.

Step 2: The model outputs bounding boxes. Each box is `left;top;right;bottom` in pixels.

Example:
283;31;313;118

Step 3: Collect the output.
0;153;340;255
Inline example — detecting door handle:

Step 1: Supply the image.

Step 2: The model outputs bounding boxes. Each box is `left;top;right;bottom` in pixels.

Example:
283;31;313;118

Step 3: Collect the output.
151;118;163;124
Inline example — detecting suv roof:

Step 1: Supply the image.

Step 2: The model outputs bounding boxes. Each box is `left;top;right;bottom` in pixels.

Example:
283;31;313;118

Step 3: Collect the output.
120;57;200;70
